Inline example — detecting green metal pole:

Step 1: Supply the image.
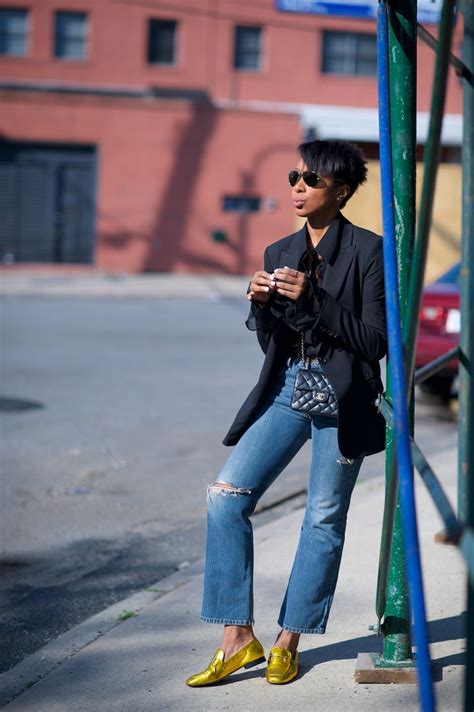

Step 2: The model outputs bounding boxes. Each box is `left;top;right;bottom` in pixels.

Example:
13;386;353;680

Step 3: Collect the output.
375;0;456;630
406;0;456;382
458;1;474;709
457;0;474;526
381;0;417;666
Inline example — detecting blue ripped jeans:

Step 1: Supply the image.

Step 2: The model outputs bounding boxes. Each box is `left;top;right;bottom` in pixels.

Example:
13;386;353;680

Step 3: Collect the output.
201;357;364;634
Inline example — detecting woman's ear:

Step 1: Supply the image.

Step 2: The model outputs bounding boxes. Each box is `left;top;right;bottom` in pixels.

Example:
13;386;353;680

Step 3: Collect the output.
337;185;350;202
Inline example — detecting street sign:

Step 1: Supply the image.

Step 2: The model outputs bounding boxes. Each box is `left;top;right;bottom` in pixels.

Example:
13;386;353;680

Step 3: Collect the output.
275;0;442;24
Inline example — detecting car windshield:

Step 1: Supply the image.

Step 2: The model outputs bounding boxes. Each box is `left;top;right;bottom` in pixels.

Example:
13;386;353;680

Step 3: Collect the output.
435;262;460;286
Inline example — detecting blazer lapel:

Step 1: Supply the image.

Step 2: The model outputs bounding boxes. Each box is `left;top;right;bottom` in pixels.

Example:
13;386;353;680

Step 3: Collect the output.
279;223;307;271
321;246;355;300
322;220;355;299
279;250;302;271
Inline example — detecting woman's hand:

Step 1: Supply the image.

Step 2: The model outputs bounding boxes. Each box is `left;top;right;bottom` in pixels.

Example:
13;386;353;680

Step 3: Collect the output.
273;267;307;301
247;270;276;303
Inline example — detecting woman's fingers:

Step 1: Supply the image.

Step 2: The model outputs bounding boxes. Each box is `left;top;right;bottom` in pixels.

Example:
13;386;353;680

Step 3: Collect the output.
272;268;307;301
273;267;303;285
248;270;276;303
275;285;299;299
275;286;292;296
250;271;276;293
248;289;270;302
278;266;299;277
253;270;274;282
252;279;275;291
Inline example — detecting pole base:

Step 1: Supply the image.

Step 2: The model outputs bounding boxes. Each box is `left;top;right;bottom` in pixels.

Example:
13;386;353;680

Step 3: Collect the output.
434;528;459;545
355;652;418;683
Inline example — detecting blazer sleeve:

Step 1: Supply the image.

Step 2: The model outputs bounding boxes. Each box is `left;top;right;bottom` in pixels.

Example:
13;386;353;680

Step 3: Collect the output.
245;247;279;354
317;238;387;361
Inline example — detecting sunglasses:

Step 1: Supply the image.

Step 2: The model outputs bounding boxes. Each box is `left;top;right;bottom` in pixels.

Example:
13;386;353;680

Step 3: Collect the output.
288;170;345;189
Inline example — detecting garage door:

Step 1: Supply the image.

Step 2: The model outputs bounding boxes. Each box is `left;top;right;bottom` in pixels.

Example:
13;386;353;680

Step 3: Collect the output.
0;141;97;264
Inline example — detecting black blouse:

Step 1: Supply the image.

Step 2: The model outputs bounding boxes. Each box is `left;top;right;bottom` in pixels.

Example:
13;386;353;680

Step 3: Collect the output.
247;217;342;358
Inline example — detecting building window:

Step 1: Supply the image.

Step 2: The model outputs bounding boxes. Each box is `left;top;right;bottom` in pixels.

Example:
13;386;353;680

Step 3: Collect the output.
234;26;262;71
54;11;88;60
0;8;28;56
223;196;261;213
148;19;177;65
322;31;377;77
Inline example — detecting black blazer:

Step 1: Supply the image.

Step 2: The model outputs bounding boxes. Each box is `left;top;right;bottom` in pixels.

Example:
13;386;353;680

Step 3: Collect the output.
223;214;387;459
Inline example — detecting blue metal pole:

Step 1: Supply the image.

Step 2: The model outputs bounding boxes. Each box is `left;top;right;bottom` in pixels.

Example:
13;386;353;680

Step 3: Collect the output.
377;3;435;710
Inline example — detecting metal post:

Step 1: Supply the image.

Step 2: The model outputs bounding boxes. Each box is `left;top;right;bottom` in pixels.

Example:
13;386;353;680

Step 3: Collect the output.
375;0;459;625
406;0;456;383
458;1;474;709
356;4;419;686
366;6;435;705
458;0;474;526
382;0;417;667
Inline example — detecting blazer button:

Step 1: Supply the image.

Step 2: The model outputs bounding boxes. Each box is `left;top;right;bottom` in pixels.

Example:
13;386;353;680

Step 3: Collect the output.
321;358;327;363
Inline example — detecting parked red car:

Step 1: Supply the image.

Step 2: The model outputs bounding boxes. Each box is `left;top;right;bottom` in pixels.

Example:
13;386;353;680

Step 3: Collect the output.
415;262;460;399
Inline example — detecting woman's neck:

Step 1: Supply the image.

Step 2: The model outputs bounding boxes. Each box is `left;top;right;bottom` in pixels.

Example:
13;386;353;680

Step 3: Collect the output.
306;210;340;248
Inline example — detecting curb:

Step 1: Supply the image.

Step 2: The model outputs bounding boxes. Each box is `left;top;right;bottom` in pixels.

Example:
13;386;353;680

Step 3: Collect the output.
0;559;204;709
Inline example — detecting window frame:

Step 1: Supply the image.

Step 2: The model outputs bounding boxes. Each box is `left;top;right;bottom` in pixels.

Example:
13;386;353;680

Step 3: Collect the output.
147;18;179;67
54;10;88;61
0;7;29;57
233;24;263;73
321;30;377;78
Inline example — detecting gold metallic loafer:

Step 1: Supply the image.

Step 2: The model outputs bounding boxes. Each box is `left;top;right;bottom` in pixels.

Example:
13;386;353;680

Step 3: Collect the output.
186;638;265;687
265;646;299;684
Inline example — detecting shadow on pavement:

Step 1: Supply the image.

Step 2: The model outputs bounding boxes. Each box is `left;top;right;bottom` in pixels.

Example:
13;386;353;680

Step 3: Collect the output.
298;611;466;678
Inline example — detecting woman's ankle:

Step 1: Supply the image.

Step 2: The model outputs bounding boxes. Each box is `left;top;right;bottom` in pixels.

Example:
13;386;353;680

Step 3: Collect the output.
221;625;255;657
275;629;300;655
223;624;253;641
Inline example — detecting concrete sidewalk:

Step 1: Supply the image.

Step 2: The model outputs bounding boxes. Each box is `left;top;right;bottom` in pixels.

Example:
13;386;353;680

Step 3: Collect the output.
0;446;465;711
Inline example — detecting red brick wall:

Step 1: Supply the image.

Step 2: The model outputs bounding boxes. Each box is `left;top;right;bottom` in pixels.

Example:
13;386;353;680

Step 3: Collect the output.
0;0;464;273
0;89;300;273
0;0;463;112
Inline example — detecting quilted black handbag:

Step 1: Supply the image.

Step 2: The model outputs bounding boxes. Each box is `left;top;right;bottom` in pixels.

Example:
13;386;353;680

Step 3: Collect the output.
291;332;338;418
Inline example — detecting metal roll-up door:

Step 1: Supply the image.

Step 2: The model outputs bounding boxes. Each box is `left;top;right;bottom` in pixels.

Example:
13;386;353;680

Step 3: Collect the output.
0;141;97;264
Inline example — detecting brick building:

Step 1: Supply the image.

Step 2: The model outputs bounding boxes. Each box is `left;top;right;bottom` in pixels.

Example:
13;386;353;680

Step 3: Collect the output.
0;0;464;275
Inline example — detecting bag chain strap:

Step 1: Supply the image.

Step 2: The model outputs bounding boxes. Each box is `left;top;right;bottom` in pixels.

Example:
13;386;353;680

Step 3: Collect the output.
299;331;308;369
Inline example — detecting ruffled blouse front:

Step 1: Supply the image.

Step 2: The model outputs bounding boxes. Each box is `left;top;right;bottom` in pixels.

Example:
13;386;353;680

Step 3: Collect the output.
246;240;330;359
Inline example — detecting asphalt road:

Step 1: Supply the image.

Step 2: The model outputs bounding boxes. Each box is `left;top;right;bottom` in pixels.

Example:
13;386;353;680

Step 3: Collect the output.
0;293;459;673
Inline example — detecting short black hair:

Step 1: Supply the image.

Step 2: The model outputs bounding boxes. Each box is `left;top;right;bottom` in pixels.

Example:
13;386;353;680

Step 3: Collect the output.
297;139;368;208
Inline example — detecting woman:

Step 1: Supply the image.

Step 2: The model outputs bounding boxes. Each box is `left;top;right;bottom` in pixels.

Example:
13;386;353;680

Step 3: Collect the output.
186;139;387;687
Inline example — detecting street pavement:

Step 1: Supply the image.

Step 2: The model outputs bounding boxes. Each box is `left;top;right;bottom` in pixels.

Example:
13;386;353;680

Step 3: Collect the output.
0;270;466;710
1;271;324;672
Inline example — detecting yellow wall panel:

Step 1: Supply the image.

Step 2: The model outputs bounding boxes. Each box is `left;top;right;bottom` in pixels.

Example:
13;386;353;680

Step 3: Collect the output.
296;159;462;285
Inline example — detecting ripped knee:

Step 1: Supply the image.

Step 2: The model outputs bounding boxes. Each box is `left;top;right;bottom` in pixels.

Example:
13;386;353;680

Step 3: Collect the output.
337;457;355;466
206;481;253;497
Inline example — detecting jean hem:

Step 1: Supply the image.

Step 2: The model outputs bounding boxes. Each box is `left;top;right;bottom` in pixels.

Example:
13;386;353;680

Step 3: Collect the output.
201;616;254;625
278;621;327;634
